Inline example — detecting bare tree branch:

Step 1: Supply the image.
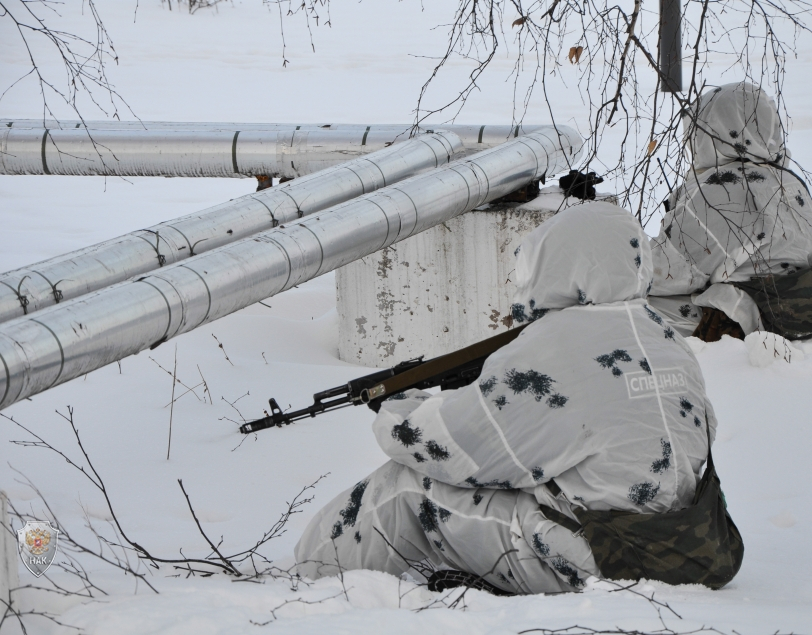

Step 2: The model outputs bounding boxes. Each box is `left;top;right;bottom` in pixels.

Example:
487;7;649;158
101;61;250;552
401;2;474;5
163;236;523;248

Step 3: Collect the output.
411;0;811;229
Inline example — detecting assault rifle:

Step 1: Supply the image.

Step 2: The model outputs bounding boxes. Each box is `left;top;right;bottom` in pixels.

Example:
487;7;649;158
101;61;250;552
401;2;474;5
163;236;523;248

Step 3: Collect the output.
239;323;529;434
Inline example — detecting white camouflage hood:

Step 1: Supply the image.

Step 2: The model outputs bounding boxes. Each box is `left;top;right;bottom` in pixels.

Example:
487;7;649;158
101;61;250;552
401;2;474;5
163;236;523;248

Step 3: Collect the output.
689;82;787;171
511;201;653;321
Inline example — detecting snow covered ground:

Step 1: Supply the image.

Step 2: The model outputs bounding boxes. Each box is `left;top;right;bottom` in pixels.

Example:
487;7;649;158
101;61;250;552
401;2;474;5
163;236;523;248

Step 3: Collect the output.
2;1;812;633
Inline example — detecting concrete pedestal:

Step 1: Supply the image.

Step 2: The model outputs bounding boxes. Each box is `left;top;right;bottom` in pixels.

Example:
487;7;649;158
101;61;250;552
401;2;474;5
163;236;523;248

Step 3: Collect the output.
336;187;607;366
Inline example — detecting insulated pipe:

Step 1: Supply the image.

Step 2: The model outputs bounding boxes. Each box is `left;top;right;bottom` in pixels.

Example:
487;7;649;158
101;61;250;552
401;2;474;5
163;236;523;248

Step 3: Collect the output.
2;120;535;132
0;123;545;178
0;132;460;324
0;126;582;410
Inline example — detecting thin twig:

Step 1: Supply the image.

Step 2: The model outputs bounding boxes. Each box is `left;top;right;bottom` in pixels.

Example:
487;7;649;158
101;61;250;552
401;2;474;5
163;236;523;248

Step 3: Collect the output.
197;364;212;404
177;479;241;576
167;345;177;460
212;334;234;365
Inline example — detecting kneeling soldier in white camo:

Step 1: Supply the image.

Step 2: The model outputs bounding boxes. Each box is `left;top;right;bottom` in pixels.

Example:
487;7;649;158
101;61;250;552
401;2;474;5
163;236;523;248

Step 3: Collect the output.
647;82;812;340
296;201;737;594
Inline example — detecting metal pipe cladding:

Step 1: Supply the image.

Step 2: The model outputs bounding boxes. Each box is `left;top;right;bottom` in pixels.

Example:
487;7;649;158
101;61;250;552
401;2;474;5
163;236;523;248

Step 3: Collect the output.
0;126;582;410
0;132;460;324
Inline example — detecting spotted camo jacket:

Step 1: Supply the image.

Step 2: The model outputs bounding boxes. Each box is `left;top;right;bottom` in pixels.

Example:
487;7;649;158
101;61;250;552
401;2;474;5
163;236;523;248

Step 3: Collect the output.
375;299;716;518
650;83;812;296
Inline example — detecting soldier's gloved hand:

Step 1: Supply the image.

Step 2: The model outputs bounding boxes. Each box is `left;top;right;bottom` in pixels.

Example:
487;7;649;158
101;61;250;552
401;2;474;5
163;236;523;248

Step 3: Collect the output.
558;170;604;200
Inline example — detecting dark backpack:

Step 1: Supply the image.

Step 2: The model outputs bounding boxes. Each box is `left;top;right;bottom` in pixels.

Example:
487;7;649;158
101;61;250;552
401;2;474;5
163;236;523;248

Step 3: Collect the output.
732;269;812;340
541;428;744;589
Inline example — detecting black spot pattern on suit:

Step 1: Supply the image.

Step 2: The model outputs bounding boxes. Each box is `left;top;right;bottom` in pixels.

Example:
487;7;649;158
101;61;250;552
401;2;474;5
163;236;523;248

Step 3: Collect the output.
465;476;512;489
511;299;548;324
547;393;568;408
706;170;742;185
504;369;558;401
628;481;660;505
339;480;368;527
745;170;765;182
418;499;439;533
551;557;585;588
532;533;550;556
595;349;632;377
644;305;664;325
651;439;673;474
479;376;498;397
679;397;694;418
392;420;422;447
425;440;450;461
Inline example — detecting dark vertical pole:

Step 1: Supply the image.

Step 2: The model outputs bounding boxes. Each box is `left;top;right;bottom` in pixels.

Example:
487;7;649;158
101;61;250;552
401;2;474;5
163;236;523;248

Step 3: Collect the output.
659;0;683;92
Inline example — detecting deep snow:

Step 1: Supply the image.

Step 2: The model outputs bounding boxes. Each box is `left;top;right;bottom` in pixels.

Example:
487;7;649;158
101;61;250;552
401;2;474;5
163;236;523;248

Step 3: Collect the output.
2;1;812;633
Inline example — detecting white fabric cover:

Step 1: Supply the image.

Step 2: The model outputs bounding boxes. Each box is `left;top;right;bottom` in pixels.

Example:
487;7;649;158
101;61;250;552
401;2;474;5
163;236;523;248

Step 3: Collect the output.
296;202;717;594
647;295;703;336
693;284;763;335
650;82;812;334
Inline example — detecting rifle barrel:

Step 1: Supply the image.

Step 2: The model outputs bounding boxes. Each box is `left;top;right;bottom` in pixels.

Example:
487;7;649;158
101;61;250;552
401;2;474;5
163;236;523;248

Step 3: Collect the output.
240;393;353;433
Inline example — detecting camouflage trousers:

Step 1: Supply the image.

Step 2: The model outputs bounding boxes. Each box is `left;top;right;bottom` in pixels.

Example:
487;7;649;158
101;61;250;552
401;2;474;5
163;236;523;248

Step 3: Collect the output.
295;461;600;594
651;269;812;341
733;269;812;340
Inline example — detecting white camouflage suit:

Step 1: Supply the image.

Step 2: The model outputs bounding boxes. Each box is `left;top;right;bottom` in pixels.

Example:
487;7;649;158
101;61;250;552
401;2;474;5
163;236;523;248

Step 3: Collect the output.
648;82;812;335
296;202;717;594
